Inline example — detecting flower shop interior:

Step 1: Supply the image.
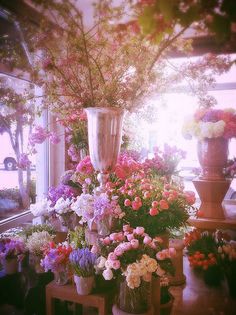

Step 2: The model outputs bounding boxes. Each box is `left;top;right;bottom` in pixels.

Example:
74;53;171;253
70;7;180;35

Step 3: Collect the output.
0;1;236;315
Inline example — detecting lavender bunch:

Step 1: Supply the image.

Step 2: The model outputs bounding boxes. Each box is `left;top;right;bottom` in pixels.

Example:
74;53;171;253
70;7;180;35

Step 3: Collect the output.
69;248;96;277
0;238;26;261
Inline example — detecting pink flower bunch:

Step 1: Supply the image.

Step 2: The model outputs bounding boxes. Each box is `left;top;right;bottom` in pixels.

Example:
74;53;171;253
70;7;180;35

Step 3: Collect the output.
99;226;175;286
76;156;94;174
110;176;195;236
115;155;142;180
29;125;61;147
143;144;186;177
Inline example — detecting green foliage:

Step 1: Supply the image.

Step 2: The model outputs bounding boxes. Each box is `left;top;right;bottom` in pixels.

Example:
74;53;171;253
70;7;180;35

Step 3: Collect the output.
21;224;55;239
68;225;88;249
186;232;218;256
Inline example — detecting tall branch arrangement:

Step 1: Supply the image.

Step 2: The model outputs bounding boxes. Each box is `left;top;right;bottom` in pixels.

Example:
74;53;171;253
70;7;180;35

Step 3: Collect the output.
26;0;233;121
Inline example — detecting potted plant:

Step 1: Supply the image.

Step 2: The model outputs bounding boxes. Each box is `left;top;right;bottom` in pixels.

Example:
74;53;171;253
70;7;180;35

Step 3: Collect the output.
98;226;175;315
41;241;72;285
184;229;224;286
69;247;97;295
0;238;26;275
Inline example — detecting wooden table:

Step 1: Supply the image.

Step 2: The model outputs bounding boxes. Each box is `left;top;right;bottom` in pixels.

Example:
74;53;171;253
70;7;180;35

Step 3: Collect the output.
46;281;108;315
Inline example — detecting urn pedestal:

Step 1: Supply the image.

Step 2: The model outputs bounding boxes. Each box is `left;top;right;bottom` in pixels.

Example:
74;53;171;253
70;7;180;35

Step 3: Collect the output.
193;178;231;220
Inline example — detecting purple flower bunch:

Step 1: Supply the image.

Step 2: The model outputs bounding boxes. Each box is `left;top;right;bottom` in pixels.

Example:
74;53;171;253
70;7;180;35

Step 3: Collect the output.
0;238;26;261
69;247;96;277
48;184;77;206
93;194;119;223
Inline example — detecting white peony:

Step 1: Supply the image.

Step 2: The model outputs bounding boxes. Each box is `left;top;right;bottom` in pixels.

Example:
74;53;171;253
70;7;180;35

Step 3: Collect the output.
30;198;50;216
71;193;94;223
54;197;72;214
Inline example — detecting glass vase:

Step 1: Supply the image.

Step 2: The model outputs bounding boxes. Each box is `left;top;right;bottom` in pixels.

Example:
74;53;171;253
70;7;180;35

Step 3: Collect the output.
85;107;124;191
54;269;69;286
117;279;151;314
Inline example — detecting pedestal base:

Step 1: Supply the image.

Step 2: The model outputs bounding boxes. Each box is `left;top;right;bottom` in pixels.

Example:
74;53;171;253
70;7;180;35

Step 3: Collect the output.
193;178;231;219
169;239;186;286
188;201;236;231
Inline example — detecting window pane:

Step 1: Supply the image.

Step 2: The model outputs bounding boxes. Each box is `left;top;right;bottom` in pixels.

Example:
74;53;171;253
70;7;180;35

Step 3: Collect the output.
0;75;36;222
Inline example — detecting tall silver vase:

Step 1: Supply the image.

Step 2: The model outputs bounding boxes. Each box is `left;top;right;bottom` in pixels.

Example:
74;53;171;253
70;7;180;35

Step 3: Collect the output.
85;107;124;190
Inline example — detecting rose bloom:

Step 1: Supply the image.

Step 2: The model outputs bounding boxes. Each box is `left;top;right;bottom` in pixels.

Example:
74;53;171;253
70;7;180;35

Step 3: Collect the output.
110;259;121;270
103;268;113;280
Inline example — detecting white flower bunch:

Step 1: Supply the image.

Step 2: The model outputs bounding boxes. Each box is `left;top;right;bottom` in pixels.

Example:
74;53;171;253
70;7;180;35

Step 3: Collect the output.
218;241;236;261
123;254;160;289
54;197;72;215
182;118;226;140
26;231;54;256
71;193;94;224
30;199;51;217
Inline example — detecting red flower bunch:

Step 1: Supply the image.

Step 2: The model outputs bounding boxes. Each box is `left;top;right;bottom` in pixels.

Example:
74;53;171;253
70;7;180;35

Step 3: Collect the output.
41;241;72;273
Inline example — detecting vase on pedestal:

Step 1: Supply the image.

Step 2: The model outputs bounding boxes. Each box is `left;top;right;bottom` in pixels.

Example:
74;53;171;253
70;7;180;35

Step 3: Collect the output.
197;138;229;181
113;279;151;315
85;107;124;191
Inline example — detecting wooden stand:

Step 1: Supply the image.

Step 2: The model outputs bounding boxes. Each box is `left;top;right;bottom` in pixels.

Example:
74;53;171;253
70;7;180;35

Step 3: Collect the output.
193;178;231;219
46;281;108;315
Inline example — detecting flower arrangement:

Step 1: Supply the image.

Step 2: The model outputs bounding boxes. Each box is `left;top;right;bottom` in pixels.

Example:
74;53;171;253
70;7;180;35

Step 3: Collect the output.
0;238;26;261
98;226;175;289
182;108;236;140
109;176;195;237
41;241;72;273
69;149;195;236
184;229;236;287
69;247;97;277
184;229;219;271
71;192;124;233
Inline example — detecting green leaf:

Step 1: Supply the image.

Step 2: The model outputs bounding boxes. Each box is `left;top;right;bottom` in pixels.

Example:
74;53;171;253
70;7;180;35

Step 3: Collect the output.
210;14;231;43
138;6;156;35
177;5;200;27
157;0;175;22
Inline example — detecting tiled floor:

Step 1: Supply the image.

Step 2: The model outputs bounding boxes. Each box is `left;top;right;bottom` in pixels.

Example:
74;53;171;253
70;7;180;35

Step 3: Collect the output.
170;257;236;315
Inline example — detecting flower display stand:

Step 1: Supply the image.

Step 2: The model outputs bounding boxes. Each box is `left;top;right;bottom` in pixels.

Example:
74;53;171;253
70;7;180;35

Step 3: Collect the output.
46;281;108;315
168;239;186;286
